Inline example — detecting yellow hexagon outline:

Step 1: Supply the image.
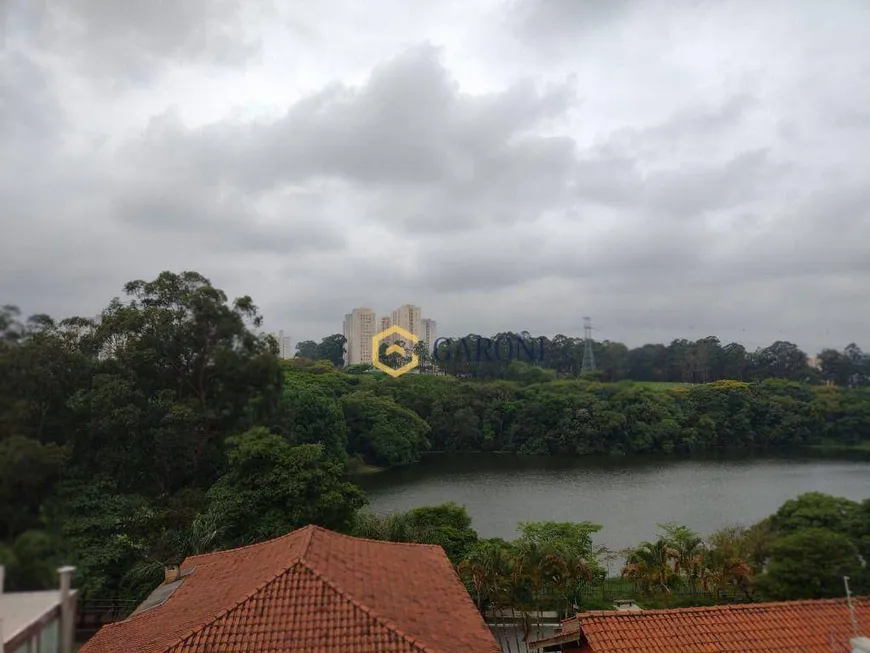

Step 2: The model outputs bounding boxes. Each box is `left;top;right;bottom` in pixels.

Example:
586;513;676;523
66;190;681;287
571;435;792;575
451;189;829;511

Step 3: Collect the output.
371;325;420;378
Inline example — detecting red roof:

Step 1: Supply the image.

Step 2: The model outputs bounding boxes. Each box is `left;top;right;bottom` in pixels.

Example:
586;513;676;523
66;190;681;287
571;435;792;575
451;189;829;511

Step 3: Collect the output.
80;525;499;653
531;598;870;653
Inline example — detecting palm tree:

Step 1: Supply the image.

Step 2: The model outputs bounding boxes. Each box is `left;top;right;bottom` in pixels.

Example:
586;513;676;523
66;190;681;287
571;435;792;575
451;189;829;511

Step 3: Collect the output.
621;539;680;603
458;542;505;613
704;546;753;599
120;513;224;602
660;524;706;593
515;541;548;639
548;549;593;617
500;551;529;653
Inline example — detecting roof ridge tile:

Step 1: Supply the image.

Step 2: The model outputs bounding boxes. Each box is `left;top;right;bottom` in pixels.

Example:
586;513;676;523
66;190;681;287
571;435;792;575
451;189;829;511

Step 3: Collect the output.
306;525;446;549
181;524;316;566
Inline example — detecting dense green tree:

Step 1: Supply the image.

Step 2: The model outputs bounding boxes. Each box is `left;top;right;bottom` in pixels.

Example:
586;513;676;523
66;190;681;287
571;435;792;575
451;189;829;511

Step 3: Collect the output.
317;334;347;367
66;271;284;492
404;503;479;563
342;391;431;465
749;341;813;382
0;530;63;591
294;340;319;360
756;528;863;599
278;380;348;459
769;492;860;536
205;428;366;548
0;436;65;539
852;498;870;563
353;503;478;564
52;481;157;599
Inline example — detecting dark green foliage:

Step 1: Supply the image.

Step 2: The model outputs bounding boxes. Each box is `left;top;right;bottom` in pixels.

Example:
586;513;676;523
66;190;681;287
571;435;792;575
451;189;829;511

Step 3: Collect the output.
342;391;430;466
751;492;870;600
0;272;365;601
54;481;157;598
769;492;860;535
0;530;63;591
352;502;478;564
0;436;65;538
278;380;349;459
404;503;479;563
294;334;347;367
430;333;836;385
755;528;863;599
205;428;366;548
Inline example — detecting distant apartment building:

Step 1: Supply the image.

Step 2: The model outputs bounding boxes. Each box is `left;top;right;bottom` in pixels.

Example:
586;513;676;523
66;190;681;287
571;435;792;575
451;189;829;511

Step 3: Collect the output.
342;305;435;366
391;304;422;340
342;308;376;365
274;330;291;359
421;318;437;353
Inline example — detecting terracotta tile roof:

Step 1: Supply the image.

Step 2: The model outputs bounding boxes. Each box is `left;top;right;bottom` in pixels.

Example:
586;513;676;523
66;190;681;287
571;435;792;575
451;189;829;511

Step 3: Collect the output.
80;525;499;653
531;597;870;653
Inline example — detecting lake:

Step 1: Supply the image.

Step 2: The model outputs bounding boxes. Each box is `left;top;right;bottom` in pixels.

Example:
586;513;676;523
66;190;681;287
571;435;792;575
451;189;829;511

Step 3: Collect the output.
358;450;870;569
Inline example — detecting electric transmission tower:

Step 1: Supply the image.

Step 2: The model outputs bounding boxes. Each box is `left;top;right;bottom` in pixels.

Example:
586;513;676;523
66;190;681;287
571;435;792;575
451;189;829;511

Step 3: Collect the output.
581;316;596;374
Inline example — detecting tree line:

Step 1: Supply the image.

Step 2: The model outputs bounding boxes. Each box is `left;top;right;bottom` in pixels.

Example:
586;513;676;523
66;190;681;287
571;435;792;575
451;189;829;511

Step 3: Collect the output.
281;360;870;464
1;271;868;610
299;330;870;387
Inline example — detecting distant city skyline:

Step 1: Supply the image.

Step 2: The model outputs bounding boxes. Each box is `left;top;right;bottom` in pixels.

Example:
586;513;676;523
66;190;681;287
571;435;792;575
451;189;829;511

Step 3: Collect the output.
275;310;862;362
341;304;436;366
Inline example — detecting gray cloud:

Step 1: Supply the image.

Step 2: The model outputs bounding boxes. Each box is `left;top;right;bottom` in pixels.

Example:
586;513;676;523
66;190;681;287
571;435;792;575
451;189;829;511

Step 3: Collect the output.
10;0;262;83
2;0;870;356
509;0;637;47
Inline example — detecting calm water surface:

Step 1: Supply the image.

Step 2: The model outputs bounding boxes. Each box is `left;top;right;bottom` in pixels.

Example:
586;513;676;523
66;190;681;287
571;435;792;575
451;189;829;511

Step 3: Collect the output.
359;450;870;564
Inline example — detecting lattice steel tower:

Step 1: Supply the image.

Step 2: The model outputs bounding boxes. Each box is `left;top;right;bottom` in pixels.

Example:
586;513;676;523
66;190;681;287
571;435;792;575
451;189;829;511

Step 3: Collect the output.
581;316;596;374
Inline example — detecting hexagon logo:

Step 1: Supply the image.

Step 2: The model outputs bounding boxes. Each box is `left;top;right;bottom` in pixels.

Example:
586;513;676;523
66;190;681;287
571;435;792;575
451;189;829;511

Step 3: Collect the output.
371;325;420;378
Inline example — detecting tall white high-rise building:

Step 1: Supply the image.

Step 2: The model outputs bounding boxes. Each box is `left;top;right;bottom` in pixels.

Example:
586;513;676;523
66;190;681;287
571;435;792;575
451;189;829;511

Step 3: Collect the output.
391;304;422;340
343;308;377;365
421;319;437;353
274;330;292;359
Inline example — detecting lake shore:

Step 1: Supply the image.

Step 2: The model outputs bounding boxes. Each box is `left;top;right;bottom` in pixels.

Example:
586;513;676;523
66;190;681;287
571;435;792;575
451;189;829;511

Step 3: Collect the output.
358;450;870;562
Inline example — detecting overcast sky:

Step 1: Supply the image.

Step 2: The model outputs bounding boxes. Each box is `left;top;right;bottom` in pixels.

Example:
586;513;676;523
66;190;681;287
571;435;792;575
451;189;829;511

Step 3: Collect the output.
3;0;869;354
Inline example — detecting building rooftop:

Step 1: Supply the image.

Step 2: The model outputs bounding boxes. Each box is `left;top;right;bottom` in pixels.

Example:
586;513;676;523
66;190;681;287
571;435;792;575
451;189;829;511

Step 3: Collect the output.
529;597;870;652
0;590;61;644
80;525;499;653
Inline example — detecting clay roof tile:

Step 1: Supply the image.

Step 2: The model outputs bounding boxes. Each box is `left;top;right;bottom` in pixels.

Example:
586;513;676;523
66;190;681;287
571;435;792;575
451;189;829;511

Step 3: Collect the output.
80;525;499;653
